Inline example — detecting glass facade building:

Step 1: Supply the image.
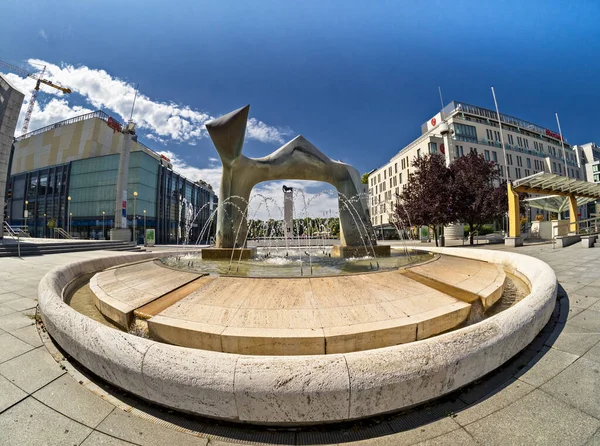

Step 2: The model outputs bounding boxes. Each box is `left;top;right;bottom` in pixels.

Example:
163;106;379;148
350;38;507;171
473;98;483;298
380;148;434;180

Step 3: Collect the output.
5;113;217;244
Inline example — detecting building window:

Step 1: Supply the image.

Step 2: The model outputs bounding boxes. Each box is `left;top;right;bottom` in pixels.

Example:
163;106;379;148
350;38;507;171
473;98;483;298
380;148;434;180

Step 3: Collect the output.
516;156;522;167
507;154;513;165
389;167;392;177
524;139;529;149
508;134;514;145
526;158;531;169
428;142;437;153
454;123;478;143
553;162;557;172
384;170;386;179
492;151;498;162
394;163;397;174
417;149;421;158
484;150;490;161
516;168;521;179
399;173;402;184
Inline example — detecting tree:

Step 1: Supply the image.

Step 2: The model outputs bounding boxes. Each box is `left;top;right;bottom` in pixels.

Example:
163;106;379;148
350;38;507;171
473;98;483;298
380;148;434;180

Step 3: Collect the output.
450;151;507;245
394;154;455;246
361;173;370;184
47;218;56;238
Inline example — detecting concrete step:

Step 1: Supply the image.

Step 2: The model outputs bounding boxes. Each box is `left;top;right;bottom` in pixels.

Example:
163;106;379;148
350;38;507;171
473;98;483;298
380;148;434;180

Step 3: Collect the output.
0;240;143;257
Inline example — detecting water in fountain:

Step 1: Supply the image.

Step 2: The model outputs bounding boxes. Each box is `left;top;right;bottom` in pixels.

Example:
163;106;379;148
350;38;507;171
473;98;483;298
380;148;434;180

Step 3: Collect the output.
162;186;424;277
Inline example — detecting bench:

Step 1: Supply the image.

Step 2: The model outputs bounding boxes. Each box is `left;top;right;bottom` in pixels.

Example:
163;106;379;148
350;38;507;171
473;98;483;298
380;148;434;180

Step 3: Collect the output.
554;234;581;248
581;235;598;248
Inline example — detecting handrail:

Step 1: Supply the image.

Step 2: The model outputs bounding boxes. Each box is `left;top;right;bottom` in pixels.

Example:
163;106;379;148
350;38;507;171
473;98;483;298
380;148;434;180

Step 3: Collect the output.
3;222;17;237
53;227;73;239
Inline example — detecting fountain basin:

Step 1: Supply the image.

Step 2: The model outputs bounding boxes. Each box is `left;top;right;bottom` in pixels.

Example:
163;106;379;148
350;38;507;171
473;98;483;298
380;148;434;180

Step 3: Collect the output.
38;247;556;425
89;253;506;355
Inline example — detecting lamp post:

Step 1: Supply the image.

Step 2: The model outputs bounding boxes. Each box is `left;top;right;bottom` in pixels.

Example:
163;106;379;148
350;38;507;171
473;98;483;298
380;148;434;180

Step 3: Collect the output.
43;213;46;238
143;209;146;246
69;213;72;237
24;200;28;233
67;196;71;236
133;191;138;244
102;211;105;240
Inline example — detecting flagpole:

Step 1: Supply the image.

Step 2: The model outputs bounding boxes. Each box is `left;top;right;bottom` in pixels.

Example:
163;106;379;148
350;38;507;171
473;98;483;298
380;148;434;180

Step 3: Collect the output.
491;86;509;180
555;112;569;179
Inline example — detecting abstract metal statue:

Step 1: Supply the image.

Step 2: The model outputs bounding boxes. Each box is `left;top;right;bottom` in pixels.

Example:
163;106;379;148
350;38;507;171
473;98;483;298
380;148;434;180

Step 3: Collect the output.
206;105;384;256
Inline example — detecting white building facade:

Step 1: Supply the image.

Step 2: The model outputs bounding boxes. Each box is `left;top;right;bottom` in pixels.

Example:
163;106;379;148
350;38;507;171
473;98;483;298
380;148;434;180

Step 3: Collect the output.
368;101;589;235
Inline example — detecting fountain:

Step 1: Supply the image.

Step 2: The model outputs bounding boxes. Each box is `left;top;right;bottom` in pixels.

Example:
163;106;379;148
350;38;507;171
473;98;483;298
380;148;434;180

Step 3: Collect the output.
37;106;558;426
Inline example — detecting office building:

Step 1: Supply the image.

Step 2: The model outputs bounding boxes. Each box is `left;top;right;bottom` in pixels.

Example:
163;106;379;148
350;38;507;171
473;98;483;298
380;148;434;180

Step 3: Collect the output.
368;101;590;236
5;111;217;244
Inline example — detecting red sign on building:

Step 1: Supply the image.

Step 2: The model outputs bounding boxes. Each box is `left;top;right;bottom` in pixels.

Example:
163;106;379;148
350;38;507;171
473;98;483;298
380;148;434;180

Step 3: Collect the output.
545;129;563;141
431;118;437;126
107;117;122;134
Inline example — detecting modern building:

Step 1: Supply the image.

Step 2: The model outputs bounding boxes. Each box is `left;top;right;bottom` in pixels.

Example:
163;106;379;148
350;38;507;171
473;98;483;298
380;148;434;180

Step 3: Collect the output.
368;100;590;236
5;111;217;244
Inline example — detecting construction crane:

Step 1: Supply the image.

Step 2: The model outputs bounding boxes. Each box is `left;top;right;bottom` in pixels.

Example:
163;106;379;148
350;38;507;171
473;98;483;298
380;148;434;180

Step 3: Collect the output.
0;59;71;134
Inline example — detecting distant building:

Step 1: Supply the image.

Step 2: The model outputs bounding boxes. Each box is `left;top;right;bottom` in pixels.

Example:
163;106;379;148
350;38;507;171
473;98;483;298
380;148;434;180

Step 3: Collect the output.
5;111;217;244
368;101;590;237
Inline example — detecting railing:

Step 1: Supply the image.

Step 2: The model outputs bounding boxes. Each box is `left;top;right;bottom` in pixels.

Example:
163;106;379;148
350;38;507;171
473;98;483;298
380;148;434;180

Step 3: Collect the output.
54;228;73;239
442;101;568;142
3;222;17;237
3;223;30;238
15;111;119;142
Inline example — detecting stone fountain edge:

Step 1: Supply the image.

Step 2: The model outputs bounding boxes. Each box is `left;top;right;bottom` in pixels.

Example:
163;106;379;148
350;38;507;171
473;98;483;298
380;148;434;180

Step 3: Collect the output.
37;247;557;425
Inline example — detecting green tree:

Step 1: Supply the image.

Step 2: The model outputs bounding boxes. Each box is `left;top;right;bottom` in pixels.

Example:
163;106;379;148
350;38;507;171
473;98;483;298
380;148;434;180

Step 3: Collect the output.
361;173;369;184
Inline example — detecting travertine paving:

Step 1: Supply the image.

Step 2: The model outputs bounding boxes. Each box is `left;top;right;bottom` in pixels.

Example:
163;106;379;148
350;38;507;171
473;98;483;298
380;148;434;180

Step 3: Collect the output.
401;255;506;309
148;270;471;354
92;255;506;355
1;244;600;445
89;260;200;327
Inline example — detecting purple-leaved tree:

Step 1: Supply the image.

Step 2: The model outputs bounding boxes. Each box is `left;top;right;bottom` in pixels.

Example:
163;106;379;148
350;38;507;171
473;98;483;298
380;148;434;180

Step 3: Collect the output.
451;150;508;245
393;154;454;246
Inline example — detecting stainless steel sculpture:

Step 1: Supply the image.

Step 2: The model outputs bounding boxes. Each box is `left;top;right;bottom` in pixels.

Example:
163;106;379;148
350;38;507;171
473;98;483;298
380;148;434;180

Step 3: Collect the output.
206;105;387;257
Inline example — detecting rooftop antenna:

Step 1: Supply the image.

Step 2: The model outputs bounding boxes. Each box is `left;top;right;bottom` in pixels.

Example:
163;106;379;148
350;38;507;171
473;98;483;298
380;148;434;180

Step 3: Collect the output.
129;84;139;122
555;112;569;179
438;86;444;109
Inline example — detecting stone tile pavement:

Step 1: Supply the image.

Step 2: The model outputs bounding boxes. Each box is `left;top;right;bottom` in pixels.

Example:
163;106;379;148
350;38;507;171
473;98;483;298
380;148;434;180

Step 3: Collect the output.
0;244;599;445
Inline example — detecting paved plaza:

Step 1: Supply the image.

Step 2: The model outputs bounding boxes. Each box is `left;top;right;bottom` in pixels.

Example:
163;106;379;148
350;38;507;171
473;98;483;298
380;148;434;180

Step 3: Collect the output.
0;243;599;445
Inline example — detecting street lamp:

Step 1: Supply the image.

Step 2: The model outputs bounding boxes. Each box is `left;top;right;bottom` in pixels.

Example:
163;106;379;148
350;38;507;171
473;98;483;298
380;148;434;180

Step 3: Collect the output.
67;196;71;235
102;211;105;240
43;213;46;238
133;191;138;244
143;209;146;246
69;213;72;237
24;200;28;233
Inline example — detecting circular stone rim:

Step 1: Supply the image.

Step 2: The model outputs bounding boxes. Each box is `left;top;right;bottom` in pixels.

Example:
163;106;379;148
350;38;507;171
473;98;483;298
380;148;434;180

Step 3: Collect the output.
38;247;557;425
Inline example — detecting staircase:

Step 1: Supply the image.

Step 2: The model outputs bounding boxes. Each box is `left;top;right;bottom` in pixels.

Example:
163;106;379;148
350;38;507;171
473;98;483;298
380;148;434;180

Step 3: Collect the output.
0;240;145;257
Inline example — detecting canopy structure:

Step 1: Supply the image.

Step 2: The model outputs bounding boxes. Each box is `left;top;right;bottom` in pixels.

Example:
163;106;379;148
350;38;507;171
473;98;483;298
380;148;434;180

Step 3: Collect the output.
507;172;600;239
524;195;597;213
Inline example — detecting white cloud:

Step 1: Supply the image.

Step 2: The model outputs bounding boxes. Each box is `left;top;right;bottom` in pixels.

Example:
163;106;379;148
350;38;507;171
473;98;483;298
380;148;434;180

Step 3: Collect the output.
2;58;291;144
15;97;93;135
208;157;219;162
160;150;339;219
39;29;48;40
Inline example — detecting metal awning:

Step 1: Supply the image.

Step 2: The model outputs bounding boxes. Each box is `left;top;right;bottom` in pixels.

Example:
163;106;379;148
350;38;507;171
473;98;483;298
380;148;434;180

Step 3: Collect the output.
513;172;600;200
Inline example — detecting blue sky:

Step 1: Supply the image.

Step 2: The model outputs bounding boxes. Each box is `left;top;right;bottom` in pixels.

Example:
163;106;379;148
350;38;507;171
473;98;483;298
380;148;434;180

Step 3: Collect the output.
1;0;599;216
